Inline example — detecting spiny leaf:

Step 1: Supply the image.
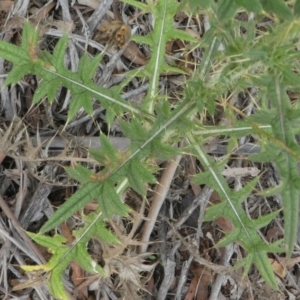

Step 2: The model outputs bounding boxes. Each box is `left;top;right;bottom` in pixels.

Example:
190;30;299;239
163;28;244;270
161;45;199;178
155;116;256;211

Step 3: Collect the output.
119;118;149;151
166;28;197;43
295;0;300;17
98;182;130;218
0;40;28;63
72;242;105;274
77;213;120;244
201;123;271;138
40;182;102;233
65;164;93;184
26;232;67;249
21;22;38;52
234;0;262;12
0;21;145;122
249;143;280;162
251;78;300;257
253;251;278;289
217;0;238;22
203;201;227;222
33;78;62;104
267;240;285;253
89;134;119;163
188;134;278;288
68;88;94;118
49;270;68;300
150;139;180;161
28;229;105;300
241;253;253;280
215;230;240;248
183;0;212;10
260;0;293;20
126;0;196;113
52;34;69;68
126;159;157;196
78;52;103;83
251;210;281;230
5;63;33;85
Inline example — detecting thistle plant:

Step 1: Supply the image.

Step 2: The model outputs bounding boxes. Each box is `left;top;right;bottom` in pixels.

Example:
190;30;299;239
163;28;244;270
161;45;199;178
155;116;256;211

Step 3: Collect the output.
0;0;300;298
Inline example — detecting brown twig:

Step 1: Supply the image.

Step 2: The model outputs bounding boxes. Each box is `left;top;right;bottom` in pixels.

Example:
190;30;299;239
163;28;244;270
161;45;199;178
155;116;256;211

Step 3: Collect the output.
139;154;182;254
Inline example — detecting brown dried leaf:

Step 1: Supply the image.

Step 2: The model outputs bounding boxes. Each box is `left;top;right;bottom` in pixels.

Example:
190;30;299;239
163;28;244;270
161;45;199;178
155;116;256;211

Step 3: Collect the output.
277;255;300;270
123;41;149;65
33;1;56;23
269;258;286;279
0;0;13;12
185;264;213;300
77;0;100;9
216;216;235;233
